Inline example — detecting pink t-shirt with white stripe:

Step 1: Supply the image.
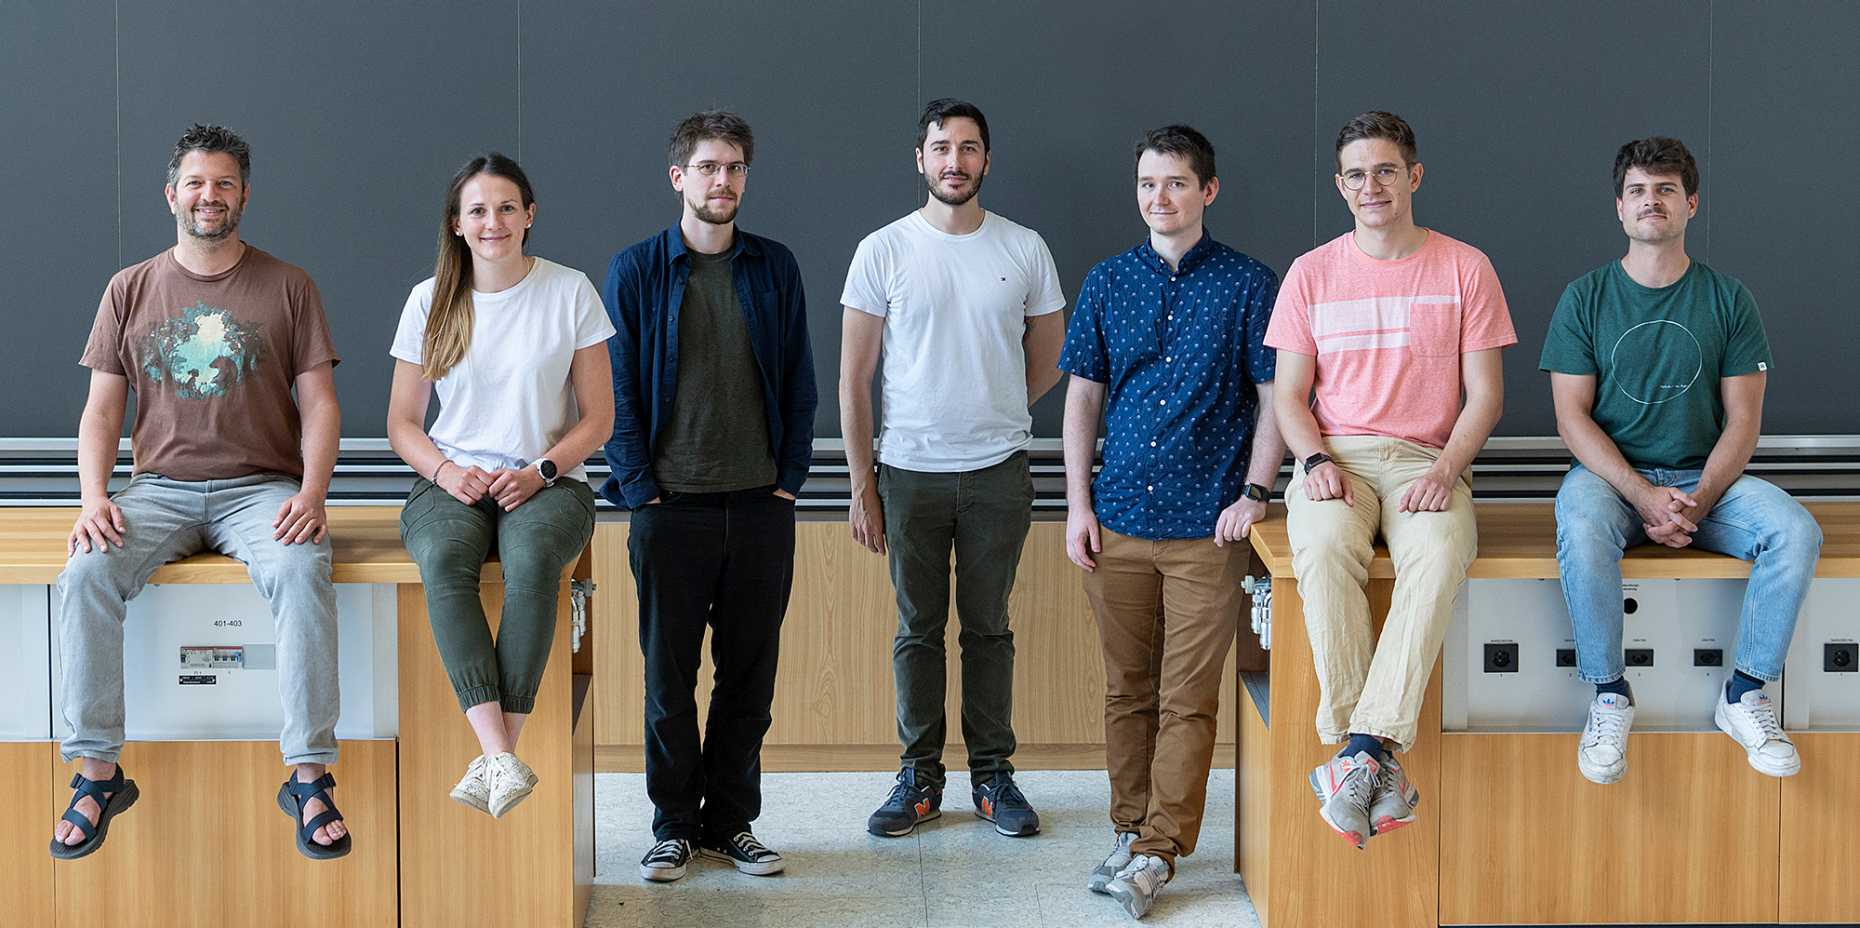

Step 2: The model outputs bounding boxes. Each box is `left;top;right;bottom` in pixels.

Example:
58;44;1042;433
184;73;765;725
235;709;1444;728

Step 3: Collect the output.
1264;230;1516;449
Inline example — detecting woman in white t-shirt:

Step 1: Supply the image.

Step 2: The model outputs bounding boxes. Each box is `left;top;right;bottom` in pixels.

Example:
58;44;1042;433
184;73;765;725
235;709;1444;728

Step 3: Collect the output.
386;153;615;818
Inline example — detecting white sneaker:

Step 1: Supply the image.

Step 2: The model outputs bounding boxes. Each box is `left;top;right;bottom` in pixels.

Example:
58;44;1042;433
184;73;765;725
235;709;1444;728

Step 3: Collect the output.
1577;692;1635;785
448;755;491;814
1104;853;1171;920
1715;689;1800;777
1087;831;1137;894
486;751;538;817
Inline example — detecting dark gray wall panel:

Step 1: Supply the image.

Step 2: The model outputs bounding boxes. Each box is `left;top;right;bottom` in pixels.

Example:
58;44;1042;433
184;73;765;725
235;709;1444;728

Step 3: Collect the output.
4;2;1855;439
115;0;520;436
1316;1;1711;435
923;0;1317;436
1708;1;1859;433
521;0;919;441
2;1;118;435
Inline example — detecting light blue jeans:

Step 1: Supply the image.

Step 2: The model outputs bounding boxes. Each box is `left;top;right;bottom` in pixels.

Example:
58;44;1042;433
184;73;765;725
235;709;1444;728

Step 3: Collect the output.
56;473;339;765
1553;464;1822;685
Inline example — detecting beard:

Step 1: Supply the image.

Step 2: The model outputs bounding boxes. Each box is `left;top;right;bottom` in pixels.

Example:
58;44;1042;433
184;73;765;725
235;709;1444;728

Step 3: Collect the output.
926;170;983;207
690;193;740;225
179;199;243;242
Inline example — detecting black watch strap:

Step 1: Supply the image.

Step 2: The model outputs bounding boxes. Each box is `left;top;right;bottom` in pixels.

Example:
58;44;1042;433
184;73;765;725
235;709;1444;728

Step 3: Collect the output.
1303;452;1333;472
1241;482;1270;503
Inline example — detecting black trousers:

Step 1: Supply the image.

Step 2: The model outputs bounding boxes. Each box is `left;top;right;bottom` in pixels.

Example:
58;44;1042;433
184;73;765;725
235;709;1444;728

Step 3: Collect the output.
629;486;796;841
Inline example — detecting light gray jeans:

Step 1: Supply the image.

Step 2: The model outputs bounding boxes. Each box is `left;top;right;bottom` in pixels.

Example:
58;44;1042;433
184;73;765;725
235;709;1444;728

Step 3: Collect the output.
56;473;340;766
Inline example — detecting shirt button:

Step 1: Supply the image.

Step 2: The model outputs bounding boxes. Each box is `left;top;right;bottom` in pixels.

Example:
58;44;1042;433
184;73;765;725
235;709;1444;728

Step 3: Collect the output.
1165;356;1173;363
1158;399;1166;406
1167;314;1174;321
1147;485;1154;493
1150;440;1157;447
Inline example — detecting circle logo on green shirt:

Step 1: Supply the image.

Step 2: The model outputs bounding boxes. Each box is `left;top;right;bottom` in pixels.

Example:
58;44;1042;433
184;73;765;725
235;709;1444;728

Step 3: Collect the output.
1608;319;1702;406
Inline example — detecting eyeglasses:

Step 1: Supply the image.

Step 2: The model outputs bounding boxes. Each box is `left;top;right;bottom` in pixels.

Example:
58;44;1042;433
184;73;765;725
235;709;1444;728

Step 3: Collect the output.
1339;165;1408;191
684;161;749;178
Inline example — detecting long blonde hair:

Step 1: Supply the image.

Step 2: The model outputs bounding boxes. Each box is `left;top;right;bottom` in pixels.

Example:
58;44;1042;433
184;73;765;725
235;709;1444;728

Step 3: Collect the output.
423;153;535;380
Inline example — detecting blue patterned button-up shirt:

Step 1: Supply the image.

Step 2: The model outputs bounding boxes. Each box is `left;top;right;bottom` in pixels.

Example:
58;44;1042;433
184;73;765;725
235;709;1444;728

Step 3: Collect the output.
1058;232;1278;540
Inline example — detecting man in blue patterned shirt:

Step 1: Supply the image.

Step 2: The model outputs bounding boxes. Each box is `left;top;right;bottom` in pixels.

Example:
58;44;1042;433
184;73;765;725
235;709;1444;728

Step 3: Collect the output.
1058;125;1283;920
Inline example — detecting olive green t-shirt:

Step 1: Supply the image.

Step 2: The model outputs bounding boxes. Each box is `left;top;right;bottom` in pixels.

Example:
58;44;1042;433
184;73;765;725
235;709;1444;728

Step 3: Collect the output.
652;248;776;492
1539;260;1770;469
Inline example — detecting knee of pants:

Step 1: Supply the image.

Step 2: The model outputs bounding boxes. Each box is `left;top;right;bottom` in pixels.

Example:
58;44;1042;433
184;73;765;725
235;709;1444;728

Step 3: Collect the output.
499;536;574;592
1765;509;1824;558
1555;513;1629;565
57;550;135;601
259;541;334;594
1293;538;1369;585
411;535;491;588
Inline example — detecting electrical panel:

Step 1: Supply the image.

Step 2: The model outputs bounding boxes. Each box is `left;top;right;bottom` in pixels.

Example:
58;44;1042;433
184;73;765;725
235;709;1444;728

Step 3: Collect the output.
1443;578;1747;731
50;582;398;741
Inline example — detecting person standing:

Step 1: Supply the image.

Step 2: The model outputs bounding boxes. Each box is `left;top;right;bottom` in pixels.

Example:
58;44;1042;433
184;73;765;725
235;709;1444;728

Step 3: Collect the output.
604;111;816;882
840;98;1066;839
1061;125;1284;918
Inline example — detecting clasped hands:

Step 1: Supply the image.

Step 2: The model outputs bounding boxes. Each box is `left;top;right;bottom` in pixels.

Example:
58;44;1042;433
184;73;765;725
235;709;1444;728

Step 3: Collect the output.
1634;484;1705;549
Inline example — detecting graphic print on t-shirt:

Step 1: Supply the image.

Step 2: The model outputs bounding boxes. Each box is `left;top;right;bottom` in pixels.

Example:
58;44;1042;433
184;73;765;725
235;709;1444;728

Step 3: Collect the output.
138;301;263;399
1607;319;1702;406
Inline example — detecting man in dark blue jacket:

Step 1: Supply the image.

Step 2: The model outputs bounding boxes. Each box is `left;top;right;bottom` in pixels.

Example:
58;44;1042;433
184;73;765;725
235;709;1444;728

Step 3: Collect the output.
601;110;816;884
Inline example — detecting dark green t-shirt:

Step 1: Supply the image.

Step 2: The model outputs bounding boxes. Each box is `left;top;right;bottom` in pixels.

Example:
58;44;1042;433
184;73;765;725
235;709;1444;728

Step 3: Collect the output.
652;248;776;492
1539;260;1770;469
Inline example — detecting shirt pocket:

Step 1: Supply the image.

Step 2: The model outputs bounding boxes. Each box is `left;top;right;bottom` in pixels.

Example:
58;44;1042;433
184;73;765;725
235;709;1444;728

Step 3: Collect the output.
1406;301;1462;359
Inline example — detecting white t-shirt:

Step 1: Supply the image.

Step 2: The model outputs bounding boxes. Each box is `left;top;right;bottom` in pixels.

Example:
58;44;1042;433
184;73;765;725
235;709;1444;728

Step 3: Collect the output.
840;210;1066;472
390;257;616;483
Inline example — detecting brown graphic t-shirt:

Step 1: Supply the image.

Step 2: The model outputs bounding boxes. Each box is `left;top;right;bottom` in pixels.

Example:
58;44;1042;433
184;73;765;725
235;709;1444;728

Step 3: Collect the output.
80;246;341;480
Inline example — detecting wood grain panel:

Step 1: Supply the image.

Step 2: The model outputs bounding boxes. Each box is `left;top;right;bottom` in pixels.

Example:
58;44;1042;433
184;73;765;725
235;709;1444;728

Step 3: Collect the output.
0;507;526;584
1;742;52;928
1263;579;1440;928
398;582;577;928
573;676;596;928
1249;501;1860;580
1235;688;1271;921
594;520;1241;765
1438;732;1779;925
49;739;397;928
1780;732;1860;923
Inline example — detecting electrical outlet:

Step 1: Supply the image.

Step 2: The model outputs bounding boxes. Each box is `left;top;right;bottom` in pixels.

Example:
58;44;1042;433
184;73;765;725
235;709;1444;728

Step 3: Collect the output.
1826;642;1858;673
1693;648;1724;668
1625;648;1654;668
1483;642;1519;673
1555;648;1577;668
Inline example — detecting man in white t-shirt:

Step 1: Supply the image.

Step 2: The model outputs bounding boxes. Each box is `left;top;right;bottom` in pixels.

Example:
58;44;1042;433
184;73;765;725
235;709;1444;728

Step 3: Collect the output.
839;98;1066;840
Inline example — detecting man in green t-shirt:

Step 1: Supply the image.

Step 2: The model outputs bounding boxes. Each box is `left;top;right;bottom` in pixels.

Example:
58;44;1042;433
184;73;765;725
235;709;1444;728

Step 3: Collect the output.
1540;137;1823;786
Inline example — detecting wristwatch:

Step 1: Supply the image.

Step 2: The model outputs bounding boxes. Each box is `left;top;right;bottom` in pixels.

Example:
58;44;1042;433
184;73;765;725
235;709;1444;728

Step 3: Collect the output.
1302;452;1333;472
1241;482;1271;503
534;458;559;487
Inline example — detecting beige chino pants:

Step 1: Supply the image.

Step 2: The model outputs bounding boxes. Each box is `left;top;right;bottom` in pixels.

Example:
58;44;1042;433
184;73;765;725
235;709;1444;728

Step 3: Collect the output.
1083;527;1243;864
1285;436;1476;751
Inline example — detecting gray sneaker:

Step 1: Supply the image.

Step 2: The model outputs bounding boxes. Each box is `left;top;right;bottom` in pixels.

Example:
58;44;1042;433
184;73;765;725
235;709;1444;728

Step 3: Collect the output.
1087;831;1138;894
1577;692;1634;785
1308;751;1378;849
1367;753;1420;835
1104;852;1171;919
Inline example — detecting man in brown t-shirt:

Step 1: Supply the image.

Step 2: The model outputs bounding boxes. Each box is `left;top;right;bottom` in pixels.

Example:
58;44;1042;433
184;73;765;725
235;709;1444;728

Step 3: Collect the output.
50;125;351;861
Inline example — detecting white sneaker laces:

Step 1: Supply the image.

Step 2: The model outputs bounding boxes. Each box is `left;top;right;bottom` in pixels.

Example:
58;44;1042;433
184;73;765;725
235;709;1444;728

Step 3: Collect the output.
1585;706;1627;747
1738;698;1786;743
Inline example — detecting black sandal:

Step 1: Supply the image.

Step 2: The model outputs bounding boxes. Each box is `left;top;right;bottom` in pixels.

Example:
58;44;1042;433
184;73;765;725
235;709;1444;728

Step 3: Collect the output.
277;772;353;860
50;766;139;860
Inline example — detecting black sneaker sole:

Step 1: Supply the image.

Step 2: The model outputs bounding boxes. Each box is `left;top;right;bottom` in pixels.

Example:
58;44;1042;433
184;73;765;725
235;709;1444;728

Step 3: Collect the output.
867;809;940;837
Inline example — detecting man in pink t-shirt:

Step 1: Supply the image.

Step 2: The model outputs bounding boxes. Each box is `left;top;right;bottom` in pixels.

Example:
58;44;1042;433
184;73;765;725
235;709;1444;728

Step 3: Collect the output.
1264;111;1516;850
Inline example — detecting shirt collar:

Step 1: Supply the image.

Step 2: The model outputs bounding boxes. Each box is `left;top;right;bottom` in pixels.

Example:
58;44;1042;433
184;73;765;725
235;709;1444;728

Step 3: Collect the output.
1136;230;1221;277
666;225;761;264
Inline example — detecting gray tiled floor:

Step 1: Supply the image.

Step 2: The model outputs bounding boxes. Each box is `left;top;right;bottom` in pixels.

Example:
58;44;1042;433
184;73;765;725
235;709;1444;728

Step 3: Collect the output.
590;769;1259;928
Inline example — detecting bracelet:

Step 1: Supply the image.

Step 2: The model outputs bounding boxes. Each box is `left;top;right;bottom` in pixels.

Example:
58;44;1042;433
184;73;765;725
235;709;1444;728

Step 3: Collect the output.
431;459;452;482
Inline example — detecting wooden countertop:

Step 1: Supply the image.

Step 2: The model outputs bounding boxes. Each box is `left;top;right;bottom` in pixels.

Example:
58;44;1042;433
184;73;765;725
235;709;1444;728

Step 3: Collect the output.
0;507;453;584
1246;501;1860;581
